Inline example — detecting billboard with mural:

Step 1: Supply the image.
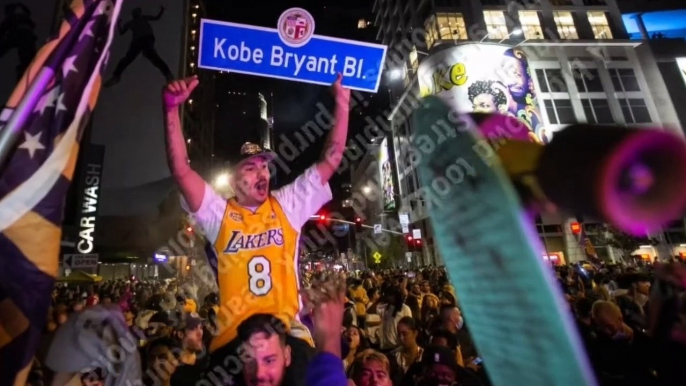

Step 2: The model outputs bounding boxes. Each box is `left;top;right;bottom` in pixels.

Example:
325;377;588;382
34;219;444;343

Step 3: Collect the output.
418;43;544;143
378;138;395;210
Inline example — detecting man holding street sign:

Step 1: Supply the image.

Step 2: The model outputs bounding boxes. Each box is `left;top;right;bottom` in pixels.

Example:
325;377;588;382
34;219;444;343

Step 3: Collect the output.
162;73;350;383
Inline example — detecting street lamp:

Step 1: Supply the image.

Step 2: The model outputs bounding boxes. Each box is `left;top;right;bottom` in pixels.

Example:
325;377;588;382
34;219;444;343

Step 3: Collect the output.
362;186;372;194
480;28;523;43
214;173;230;188
498;28;523;43
388;67;404;80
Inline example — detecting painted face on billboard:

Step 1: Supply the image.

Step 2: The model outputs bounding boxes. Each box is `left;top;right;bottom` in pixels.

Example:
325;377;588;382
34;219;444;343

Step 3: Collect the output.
499;53;527;98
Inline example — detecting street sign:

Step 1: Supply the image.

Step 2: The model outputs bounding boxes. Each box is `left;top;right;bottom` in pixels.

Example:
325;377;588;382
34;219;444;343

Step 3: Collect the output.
399;212;410;225
63;254;98;269
412;229;422;239
373;251;382;264
401;223;409;234
199;9;387;93
373;224;382;234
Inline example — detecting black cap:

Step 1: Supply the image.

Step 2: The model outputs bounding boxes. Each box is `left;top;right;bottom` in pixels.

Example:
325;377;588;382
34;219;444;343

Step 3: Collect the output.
230;142;276;169
149;311;173;326
422;345;460;373
178;312;204;331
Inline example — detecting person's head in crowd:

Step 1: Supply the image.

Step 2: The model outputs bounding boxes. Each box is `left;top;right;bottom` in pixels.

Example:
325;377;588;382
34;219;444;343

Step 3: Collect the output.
175;312;204;352
397;316;419;350
617;273;651;296
54;304;69;325
440;305;463;330
420;345;461;386
430;330;458;350
348;349;393;386
574;297;594;323
592;300;633;340
145;337;180;384
79;368;106;386
367;287;380;303
439;291;456;307
237;314;291;386
411;283;421;296
383;286;404;315
71;300;85;313
422;293;440;312
344;325;364;351
124;309;135;327
101;296;112;305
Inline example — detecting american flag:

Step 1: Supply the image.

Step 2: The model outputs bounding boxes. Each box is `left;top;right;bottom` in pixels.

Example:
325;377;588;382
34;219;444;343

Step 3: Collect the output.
0;0;122;384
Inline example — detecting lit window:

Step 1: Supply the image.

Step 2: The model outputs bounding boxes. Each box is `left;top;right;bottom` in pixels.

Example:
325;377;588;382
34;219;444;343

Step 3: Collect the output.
436;13;468;40
192;13;197;18
191;29;196;34
188;99;193;104
358;19;367;29
424;15;438;48
553;11;578;39
190;62;195;67
483;11;508;40
587;11;613;39
519;11;543;39
191;46;196;50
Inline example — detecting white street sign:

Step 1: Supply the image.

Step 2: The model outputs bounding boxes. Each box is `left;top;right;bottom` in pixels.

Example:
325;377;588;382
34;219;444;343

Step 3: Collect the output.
399;212;410;225
373;224;382;234
412;229;422;239
64;254;98;269
401;223;409;234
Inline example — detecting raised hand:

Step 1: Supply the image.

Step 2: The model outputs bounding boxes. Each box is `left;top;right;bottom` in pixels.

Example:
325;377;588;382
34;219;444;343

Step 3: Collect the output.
302;273;347;356
163;76;199;110
331;73;351;106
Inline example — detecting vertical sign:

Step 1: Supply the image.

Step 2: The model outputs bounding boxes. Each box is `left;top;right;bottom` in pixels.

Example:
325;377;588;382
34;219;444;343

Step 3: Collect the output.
76;145;105;254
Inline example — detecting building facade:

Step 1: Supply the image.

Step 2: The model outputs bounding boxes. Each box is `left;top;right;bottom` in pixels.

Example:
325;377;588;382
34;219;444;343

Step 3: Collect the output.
373;0;686;265
183;0;216;179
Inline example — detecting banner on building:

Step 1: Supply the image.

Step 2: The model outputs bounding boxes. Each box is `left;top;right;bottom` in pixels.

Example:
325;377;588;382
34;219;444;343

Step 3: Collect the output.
418;43;548;143
75;144;105;254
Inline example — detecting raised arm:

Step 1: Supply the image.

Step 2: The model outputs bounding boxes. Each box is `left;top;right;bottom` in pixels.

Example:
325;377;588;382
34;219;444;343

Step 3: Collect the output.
316;73;350;184
162;77;206;212
146;6;165;21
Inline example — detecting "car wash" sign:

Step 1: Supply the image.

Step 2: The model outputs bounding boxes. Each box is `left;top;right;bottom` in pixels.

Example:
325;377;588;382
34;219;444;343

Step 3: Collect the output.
76;145;105;254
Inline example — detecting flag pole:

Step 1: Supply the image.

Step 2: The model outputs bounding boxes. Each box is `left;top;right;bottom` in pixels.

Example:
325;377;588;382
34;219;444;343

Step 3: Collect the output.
0;1;97;170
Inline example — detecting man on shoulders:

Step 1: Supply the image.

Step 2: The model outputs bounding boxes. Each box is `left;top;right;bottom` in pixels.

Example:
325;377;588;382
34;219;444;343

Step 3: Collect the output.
162;73;350;381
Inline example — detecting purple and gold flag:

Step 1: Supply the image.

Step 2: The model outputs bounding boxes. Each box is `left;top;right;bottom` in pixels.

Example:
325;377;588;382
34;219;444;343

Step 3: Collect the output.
0;0;122;384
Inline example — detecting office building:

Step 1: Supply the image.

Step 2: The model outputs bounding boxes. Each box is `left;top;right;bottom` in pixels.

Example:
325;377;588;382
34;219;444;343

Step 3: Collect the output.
183;0;216;179
372;0;686;264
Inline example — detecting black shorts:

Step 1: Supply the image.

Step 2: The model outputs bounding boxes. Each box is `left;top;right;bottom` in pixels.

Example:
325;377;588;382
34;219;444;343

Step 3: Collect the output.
202;335;316;386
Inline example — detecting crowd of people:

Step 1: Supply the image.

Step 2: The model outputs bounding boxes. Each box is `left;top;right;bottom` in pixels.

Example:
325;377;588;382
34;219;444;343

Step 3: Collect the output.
25;260;686;386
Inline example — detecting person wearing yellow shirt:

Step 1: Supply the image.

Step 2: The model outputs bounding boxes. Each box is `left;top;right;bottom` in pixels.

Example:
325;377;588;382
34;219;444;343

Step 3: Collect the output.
349;279;369;327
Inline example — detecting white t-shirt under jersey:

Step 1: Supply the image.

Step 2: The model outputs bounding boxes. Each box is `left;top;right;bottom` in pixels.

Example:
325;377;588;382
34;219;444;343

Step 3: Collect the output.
181;165;332;245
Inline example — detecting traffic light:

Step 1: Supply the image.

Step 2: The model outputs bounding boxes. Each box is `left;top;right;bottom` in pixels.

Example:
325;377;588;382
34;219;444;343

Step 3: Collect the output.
355;217;363;232
406;235;414;251
319;214;327;222
570;222;581;235
414;238;422;250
